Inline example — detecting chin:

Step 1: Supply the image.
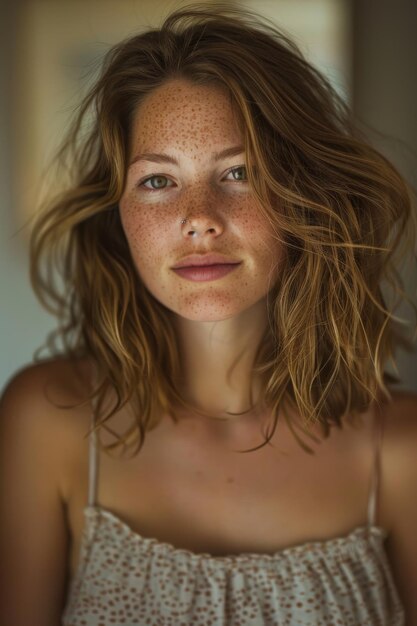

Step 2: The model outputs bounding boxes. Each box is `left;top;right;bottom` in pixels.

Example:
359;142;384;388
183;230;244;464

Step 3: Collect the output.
171;300;254;322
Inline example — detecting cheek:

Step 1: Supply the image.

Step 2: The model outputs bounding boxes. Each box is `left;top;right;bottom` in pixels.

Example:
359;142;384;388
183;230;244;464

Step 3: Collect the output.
119;199;167;261
240;208;280;261
251;230;282;287
237;195;272;232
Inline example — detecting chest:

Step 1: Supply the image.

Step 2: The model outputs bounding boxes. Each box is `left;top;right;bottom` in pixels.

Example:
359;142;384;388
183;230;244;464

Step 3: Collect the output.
65;411;374;581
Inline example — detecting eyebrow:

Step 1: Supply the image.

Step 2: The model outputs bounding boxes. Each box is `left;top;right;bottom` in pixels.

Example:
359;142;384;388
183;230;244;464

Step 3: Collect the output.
129;145;244;167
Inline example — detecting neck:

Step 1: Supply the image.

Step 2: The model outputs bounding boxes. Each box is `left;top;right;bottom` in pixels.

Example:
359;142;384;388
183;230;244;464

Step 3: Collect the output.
170;299;270;420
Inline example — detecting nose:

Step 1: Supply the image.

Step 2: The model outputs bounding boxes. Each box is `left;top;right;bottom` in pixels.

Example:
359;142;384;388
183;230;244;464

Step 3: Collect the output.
182;215;223;238
181;197;225;239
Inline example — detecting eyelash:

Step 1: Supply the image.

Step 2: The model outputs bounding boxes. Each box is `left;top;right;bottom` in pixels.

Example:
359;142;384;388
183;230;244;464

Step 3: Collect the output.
137;165;248;192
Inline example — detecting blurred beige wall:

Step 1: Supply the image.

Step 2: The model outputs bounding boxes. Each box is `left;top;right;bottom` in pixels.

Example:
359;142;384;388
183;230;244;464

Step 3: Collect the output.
1;0;416;392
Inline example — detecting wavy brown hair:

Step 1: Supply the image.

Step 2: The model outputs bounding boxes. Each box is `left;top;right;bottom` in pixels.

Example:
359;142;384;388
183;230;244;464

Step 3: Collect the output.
29;2;417;456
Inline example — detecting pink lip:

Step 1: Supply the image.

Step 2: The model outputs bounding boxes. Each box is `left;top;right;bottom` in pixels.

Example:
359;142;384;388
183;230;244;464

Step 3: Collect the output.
172;253;240;268
172;263;241;282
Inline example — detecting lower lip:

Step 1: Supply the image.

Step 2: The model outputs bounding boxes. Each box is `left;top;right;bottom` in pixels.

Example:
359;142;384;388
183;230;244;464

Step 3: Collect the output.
172;263;241;281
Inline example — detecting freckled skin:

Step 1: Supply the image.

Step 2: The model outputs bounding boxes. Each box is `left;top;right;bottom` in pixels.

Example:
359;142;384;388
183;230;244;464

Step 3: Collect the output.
119;78;281;323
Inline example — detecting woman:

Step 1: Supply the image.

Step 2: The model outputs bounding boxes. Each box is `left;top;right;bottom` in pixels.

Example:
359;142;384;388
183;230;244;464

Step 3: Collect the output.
1;3;416;625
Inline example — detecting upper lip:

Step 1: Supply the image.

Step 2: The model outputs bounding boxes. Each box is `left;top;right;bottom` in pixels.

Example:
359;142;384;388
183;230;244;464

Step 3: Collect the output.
172;253;241;268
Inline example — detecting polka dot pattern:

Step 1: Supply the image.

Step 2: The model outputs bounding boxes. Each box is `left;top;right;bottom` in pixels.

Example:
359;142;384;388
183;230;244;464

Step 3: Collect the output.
61;506;405;625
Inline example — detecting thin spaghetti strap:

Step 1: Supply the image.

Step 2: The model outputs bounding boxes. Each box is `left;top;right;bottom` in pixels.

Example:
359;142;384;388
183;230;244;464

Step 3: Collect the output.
367;405;384;528
87;362;99;508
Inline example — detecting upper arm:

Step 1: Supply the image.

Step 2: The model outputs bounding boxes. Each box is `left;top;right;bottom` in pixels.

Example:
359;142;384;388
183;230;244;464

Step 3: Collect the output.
382;391;417;625
0;363;76;626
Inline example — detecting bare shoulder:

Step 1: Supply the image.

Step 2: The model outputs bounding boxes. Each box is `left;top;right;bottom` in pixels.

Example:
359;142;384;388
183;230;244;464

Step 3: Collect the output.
0;356;95;624
378;388;417;622
378;387;417;522
1;355;94;408
379;387;417;478
0;355;94;500
380;387;417;436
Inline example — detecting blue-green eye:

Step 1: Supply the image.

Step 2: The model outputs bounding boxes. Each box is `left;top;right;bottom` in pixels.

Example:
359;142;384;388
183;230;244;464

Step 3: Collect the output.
226;165;247;181
140;175;174;191
138;165;247;192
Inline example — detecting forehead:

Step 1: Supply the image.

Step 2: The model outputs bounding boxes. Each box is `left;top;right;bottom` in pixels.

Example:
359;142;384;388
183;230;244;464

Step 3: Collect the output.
129;79;243;149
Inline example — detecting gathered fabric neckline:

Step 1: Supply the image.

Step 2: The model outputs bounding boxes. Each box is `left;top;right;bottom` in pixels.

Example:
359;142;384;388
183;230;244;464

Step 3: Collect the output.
81;503;388;566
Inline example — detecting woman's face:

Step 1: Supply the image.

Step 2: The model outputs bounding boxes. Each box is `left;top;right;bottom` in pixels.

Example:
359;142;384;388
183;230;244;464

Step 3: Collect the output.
119;78;281;322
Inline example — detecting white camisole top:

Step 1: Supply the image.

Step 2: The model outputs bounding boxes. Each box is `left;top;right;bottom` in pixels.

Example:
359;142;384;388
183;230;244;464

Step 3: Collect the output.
62;403;405;625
